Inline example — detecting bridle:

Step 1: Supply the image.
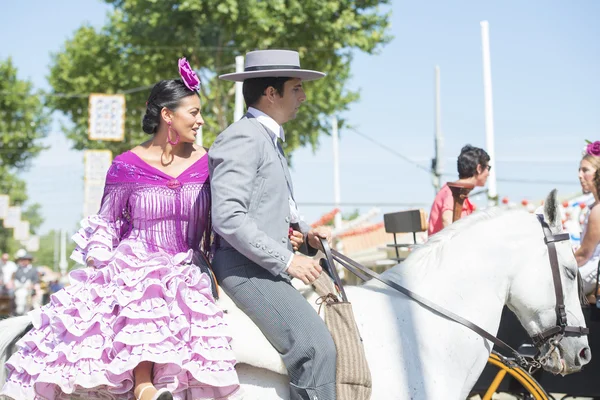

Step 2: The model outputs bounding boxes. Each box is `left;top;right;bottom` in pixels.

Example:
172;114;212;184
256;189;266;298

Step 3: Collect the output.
531;215;589;348
318;215;589;373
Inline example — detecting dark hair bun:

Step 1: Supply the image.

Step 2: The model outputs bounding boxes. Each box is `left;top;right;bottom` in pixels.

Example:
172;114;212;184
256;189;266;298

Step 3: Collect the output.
142;104;161;134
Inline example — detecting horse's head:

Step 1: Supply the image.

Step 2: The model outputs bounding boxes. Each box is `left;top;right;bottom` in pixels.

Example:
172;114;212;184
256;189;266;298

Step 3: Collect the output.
507;190;591;375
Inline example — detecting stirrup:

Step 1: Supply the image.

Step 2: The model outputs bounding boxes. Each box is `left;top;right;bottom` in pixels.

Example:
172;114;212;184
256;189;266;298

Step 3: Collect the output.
137;385;174;400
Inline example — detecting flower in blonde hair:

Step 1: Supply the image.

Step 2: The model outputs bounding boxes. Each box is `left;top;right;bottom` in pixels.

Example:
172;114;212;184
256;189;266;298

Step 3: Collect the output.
586;140;600;157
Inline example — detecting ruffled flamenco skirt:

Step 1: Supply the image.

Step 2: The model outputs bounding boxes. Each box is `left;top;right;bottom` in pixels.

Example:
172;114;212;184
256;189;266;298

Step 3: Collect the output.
0;238;240;400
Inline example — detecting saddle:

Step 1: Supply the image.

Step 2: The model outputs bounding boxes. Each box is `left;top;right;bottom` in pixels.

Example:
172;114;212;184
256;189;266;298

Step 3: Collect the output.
218;279;340;376
218;290;290;376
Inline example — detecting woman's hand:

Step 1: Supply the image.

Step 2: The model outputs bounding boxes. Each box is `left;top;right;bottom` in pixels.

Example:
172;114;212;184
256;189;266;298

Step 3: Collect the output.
289;229;304;252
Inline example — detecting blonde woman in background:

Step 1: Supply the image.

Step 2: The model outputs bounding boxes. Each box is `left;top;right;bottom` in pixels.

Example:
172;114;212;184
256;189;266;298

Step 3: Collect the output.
575;141;600;302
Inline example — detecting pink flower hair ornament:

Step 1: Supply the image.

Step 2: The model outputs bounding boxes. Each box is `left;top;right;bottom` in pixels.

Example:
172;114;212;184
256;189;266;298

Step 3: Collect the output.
585;140;600;157
178;57;201;92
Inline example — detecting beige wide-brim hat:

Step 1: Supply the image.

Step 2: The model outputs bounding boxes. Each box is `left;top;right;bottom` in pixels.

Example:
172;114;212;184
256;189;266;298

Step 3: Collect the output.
15;248;33;260
219;49;326;82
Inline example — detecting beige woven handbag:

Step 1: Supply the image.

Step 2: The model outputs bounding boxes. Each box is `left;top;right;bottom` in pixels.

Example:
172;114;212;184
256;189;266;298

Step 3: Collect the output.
313;240;372;400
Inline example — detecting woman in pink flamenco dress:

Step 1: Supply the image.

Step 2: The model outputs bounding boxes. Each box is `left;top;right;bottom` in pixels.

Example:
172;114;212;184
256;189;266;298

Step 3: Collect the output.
0;59;240;400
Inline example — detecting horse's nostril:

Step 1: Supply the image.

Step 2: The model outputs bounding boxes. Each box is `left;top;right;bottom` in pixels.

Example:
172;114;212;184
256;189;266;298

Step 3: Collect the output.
579;347;591;363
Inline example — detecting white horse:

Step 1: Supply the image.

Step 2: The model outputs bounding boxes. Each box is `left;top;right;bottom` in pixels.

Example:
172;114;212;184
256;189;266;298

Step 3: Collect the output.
0;191;591;399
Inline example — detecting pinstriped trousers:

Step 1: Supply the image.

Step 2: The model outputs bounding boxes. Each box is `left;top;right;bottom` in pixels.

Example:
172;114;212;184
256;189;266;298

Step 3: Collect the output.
213;249;337;400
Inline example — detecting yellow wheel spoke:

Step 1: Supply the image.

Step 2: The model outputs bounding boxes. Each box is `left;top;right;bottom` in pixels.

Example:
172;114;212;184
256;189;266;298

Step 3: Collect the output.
482;369;507;400
481;353;548;400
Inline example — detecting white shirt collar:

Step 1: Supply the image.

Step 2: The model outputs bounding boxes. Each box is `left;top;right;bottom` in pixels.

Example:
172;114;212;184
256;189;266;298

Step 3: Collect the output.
248;107;285;142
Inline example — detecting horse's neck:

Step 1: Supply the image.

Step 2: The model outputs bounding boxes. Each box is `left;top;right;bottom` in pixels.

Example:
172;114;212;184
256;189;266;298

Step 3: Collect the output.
352;240;513;399
381;220;519;335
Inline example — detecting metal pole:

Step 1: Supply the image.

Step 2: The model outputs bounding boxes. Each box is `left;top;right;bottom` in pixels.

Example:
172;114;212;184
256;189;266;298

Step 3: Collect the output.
234;56;245;122
331;116;345;279
195;125;203;146
59;229;67;275
53;230;59;272
480;21;498;204
433;66;443;193
332;116;342;230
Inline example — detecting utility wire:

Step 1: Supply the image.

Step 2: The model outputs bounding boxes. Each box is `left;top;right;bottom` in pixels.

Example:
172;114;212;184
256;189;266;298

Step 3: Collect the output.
496;177;575;185
0;84;153;99
298;202;430;207
0;63;236;99
347;127;578;186
346;127;431;173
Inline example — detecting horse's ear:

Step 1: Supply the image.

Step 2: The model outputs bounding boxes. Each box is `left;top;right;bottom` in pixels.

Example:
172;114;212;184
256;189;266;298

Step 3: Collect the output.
543;189;561;230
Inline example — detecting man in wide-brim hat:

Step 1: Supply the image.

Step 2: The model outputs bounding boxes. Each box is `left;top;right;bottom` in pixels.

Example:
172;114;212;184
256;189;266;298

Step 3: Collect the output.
13;249;41;315
15;249;34;262
210;50;336;400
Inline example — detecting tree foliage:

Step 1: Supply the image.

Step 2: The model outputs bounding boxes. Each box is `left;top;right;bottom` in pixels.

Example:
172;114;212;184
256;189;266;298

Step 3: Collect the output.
0;58;49;254
31;229;77;270
48;0;391;156
324;208;361;226
0;58;51;169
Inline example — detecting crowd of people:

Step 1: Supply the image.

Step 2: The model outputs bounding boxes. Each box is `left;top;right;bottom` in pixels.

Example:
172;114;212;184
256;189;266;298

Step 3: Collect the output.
0;250;64;316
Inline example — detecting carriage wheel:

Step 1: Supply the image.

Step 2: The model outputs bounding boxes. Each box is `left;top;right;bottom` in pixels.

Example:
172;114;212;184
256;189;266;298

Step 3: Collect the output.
479;353;549;400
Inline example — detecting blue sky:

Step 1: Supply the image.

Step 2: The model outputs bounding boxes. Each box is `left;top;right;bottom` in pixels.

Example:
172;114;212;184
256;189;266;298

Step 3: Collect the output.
1;0;599;234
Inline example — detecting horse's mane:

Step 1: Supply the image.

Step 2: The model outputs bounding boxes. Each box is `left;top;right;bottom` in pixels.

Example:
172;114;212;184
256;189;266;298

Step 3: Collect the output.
425;206;510;245
381;207;527;282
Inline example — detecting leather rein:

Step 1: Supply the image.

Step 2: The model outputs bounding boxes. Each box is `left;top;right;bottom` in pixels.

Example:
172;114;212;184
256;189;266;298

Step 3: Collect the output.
318;216;589;372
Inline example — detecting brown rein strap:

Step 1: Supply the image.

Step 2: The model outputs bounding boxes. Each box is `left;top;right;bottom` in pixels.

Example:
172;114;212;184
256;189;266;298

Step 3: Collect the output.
323;242;524;362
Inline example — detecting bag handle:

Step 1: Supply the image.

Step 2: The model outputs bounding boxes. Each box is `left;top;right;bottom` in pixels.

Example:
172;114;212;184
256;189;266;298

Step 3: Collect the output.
319;238;348;302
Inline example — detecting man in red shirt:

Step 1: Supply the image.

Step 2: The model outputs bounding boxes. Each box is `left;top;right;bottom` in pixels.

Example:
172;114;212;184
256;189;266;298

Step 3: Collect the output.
428;145;491;236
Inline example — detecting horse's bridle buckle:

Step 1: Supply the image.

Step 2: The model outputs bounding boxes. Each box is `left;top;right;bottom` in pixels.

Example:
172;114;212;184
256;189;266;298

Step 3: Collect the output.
556;304;567;327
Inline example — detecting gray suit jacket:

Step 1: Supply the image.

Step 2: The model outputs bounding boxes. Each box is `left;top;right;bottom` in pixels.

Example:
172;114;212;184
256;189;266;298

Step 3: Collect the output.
209;113;315;277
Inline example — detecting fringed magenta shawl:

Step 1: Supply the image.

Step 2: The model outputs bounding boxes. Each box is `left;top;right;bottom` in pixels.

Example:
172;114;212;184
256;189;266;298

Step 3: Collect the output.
72;151;212;266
